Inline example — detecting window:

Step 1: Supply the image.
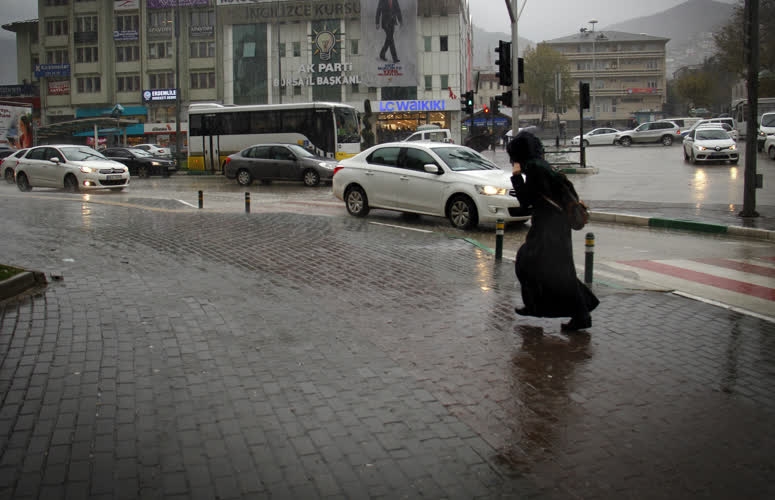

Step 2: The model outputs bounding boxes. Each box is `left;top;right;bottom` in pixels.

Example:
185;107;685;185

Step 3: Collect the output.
149;41;173;59
116;15;139;32
75;16;98;33
46;50;69;64
148;10;173;29
424;36;432;52
648;81;657;88
46;19;69;36
404;148;435;171
149;72;174;89
278;43;286;57
190;9;215;27
350;39;359;55
294;86;302;96
77;76;101;93
440;36;448;52
190;41;215;58
117;75;141;92
424;75;432;91
293;41;301;57
75;46;98;63
45;0;68;6
367;147;401;167
351;83;359;94
440;75;448;90
190;71;216;89
116;45;140;62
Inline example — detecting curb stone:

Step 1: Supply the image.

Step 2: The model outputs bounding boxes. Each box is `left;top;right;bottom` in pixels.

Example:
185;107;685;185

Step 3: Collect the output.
0;271;47;301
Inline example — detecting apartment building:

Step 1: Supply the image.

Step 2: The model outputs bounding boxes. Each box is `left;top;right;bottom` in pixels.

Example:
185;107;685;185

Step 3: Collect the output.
544;30;669;126
3;0;474;146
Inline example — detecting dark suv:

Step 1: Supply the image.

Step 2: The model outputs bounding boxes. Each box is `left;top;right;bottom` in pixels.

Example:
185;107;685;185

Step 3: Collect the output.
615;121;682;146
103;147;176;177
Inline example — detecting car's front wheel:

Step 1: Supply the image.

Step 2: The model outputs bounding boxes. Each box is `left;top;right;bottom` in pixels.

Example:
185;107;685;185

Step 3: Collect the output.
4;167;14;184
691;151;698;165
661;135;674;146
619;136;632;147
448;195;478;230
64;174;79;193
683;147;690;161
16;172;31;192
345;185;369;217
302;169;320;187
138;165;150;178
236;169;253;186
583;139;589;148
769;146;775;160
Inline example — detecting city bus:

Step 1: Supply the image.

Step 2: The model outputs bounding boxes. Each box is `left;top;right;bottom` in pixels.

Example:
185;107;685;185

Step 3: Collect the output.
732;97;775;138
187;102;361;172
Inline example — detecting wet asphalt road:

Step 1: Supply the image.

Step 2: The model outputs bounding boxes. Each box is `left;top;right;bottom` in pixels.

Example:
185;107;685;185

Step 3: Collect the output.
0;144;774;499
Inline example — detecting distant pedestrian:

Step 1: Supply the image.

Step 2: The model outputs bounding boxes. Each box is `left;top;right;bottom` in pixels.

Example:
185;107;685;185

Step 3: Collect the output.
508;131;599;331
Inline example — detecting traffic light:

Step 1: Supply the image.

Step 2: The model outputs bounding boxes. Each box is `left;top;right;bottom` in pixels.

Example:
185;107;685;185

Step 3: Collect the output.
460;90;474;114
495;40;512;87
483;104;490;115
496;90;513;108
580;82;590;110
490;97;499;114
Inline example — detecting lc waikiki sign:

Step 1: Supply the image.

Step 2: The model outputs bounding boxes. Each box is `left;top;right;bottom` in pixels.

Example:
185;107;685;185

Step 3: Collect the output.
376;100;460;112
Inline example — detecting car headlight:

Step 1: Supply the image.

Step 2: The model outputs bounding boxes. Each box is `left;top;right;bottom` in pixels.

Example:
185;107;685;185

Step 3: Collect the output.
151;161;161;166
729;144;737;150
318;162;334;169
79;166;98;173
696;145;707;151
476;185;508;196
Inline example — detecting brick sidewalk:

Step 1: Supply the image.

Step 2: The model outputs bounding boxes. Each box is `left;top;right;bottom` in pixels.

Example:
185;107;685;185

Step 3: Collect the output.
1;197;774;499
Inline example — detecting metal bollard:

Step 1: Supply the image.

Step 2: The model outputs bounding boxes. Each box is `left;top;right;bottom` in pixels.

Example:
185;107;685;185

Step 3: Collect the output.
198;190;203;209
584;232;595;284
245;192;250;213
495;218;504;260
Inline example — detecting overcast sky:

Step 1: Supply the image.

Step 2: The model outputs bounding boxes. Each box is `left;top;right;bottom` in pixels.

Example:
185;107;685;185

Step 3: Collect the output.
0;0;737;42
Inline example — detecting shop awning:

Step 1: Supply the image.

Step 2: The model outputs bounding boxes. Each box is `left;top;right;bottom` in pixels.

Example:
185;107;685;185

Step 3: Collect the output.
35;117;139;143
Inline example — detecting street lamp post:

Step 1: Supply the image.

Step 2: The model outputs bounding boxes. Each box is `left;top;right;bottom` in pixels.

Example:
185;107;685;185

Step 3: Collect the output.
174;1;183;169
588;19;598;123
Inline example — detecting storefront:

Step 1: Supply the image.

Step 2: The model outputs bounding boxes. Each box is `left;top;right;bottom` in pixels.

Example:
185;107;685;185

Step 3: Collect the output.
372;98;461;143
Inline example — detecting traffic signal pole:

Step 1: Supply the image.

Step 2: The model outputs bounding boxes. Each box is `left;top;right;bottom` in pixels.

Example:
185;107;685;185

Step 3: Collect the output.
510;0;519;132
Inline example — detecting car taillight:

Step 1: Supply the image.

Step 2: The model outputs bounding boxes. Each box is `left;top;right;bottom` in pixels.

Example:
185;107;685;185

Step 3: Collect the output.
676;130;681;134
333;165;344;176
224;157;231;165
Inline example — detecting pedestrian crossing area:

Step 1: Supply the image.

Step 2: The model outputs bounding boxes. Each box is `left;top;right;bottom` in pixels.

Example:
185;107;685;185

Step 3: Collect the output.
601;256;775;321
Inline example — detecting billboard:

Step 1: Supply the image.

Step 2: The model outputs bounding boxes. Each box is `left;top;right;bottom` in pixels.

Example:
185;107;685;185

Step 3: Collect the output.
360;0;417;88
0;105;34;149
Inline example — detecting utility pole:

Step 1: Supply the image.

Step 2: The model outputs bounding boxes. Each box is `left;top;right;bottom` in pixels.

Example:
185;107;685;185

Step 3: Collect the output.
174;0;183;168
510;0;520;130
740;0;759;218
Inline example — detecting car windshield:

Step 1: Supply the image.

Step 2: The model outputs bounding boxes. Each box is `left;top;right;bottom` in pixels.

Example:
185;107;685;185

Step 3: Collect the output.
762;115;775;127
60;146;107;161
128;148;153;157
696;130;730;140
431;146;499;171
287;143;315;158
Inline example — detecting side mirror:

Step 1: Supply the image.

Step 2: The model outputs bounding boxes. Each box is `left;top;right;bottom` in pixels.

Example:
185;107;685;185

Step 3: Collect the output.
423;164;441;174
49;157;60;164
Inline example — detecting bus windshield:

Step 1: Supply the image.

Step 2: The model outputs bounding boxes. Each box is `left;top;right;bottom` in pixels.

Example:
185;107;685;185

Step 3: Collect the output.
335;107;360;143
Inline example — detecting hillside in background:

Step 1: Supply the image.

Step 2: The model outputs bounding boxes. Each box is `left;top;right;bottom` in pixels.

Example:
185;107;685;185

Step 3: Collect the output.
473;0;736;77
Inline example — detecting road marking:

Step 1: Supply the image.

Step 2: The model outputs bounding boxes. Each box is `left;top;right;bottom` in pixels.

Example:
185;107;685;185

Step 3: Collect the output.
368;222;433;233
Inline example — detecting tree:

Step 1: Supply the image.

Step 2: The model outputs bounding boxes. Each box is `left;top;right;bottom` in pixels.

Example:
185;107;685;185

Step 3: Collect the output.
674;70;717;109
714;0;775;77
522;44;575;122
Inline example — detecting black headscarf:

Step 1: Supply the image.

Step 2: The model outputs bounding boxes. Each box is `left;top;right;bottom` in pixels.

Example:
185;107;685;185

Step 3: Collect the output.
507;131;544;166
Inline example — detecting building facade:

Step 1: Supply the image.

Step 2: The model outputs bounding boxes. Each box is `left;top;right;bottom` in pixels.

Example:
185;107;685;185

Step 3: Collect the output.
544;30;669;126
3;0;473;146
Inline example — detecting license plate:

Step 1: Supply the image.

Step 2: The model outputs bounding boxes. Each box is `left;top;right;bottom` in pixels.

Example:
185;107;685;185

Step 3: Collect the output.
107;174;122;180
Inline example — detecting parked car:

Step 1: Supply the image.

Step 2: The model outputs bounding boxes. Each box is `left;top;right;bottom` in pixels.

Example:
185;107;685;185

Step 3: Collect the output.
403;128;454;143
765;134;775;160
103;147;176;177
570;127;620;146
615;121;681;146
332;142;532;230
223;143;337;187
695;122;738;141
133;143;172;159
2;148;29;183
14;145;130;192
682;126;738;164
0;145;15;159
681;117;737;140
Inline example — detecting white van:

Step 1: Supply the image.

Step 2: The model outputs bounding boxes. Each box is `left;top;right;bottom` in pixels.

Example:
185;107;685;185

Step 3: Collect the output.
403;128;454;143
663;117;703;129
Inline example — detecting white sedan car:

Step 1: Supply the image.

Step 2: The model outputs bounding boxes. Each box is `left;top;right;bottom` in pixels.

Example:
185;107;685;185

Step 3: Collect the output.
571;127;620;147
15;145;130;192
682;127;739;164
332;142;531;230
133;143;173;159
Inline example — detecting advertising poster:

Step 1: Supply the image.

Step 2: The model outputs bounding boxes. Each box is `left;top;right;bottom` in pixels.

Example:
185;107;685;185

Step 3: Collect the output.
0;105;34;149
360;0;417;87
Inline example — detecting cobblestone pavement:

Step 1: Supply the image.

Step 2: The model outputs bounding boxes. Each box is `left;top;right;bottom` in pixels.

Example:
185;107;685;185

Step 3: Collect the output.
1;196;774;499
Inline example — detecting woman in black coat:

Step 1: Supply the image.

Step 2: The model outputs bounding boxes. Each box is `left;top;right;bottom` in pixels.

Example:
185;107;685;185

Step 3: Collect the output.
508;131;599;331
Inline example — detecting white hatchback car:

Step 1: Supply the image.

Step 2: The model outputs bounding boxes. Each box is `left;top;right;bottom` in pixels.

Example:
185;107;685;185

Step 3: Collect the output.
332;142;531;230
571;127;620;147
15;145;130;192
682;127;739;164
133;143;172;159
